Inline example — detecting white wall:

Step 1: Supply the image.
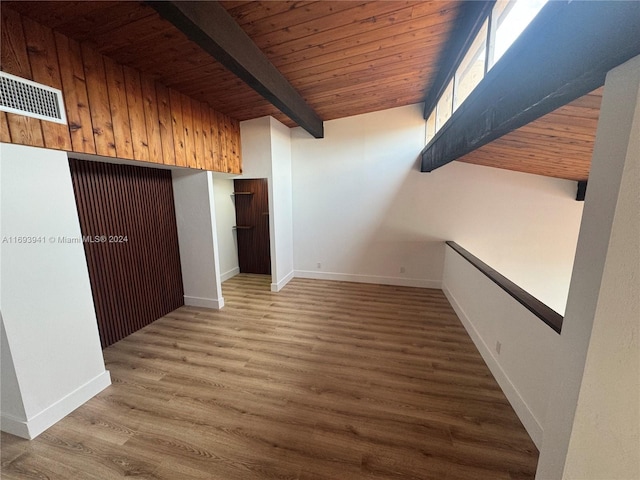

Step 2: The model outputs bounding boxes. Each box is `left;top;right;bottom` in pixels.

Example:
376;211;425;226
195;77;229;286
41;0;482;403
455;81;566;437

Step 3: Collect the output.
291;103;583;312
239;116;295;292
537;55;640;480
442;245;560;447
213;176;240;282
172;170;224;309
0;143;110;439
269;118;294;291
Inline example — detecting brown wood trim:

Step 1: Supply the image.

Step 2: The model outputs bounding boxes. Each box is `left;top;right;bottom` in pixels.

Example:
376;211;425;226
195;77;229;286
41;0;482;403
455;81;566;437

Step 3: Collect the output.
446;241;563;333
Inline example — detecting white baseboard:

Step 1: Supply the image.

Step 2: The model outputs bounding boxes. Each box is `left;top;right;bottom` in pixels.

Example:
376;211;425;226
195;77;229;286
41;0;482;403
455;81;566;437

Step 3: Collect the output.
220;267;240;282
271;270;294;292
1;370;111;440
184;295;224;310
294;270;441;289
442;282;543;448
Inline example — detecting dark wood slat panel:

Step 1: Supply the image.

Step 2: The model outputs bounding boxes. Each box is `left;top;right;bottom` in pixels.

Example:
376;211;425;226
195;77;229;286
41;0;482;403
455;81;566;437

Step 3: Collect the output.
55;32;96;154
81;45;117;157
0;275;540;478
123;65;150;161
69;158;184;348
22;16;72;151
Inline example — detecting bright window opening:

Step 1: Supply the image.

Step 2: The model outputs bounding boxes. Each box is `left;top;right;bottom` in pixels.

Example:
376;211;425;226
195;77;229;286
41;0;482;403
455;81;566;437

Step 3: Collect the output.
454;19;488;110
489;0;548;69
424;0;548;145
436;79;454;130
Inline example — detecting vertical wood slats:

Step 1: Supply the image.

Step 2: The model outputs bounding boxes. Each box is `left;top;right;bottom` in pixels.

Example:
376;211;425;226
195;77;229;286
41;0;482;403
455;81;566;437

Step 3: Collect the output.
69;158;184;348
0;7;242;174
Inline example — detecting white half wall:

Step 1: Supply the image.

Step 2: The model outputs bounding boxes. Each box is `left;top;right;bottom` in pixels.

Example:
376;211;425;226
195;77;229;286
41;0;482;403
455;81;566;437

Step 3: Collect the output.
172;170;224;309
213;176;240;282
290;104;583;311
442;245;560;448
0;143;110;439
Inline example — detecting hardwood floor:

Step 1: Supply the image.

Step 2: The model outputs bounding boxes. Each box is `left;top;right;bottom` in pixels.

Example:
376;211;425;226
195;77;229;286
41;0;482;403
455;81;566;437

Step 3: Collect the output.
1;275;538;479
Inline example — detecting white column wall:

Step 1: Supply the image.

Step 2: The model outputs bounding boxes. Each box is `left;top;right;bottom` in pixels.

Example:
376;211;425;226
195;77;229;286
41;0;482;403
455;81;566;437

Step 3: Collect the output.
268;117;294;292
172;170;224;309
0;143;110;439
213;176;240;282
537;55;640;480
239;116;295;292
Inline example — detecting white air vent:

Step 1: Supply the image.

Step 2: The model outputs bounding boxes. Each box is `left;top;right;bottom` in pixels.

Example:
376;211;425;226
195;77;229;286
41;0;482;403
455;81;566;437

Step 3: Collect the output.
0;71;67;124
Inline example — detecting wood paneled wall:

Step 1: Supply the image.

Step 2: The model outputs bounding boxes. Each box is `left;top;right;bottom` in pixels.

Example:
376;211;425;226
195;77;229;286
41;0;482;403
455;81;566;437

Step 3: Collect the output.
1;7;242;174
69;159;185;348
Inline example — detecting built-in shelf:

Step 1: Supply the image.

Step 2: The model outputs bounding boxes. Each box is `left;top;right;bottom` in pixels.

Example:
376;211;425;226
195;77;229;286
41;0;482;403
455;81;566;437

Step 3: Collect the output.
231;192;253;196
233;225;253;230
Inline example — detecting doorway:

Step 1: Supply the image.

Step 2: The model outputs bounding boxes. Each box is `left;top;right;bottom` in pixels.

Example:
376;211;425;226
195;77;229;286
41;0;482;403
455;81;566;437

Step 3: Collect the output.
233;178;271;275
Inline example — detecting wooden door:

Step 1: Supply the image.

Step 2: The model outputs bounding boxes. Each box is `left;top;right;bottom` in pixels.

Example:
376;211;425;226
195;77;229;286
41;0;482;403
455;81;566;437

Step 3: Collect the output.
233;178;271;275
69;159;184;348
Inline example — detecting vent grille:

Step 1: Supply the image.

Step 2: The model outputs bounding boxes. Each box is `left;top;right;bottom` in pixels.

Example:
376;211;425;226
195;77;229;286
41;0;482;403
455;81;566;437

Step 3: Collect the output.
0;71;66;124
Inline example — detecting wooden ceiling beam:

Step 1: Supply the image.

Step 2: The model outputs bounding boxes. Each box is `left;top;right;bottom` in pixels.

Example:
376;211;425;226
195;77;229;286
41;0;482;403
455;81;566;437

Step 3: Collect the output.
422;1;640;173
147;1;324;138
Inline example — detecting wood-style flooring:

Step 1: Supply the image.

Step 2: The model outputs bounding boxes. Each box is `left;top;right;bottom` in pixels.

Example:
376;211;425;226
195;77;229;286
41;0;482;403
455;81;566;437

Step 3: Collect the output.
1;275;539;479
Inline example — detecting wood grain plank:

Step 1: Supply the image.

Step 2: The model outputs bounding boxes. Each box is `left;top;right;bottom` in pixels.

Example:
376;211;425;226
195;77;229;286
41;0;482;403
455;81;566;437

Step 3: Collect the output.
103;56;133;159
140;74;163;164
168;88;186;167
201;103;213;171
217;111;229;173
1;7;45;147
123;65;150;161
55;32;96;154
180;93;196;169
209;107;222;172
81;45;116;157
0;113;10;142
0;274;539;480
230;117;242;174
22;16;72;151
155;83;175;165
191;98;204;170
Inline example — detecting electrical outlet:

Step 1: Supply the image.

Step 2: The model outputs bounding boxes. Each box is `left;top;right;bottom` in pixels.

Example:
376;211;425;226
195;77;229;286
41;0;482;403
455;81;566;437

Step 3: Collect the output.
400;266;405;273
496;341;502;355
316;262;321;269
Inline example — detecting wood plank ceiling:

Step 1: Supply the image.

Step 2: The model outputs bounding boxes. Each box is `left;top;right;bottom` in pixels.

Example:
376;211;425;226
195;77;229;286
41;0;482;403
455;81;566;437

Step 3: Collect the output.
4;1;599;180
